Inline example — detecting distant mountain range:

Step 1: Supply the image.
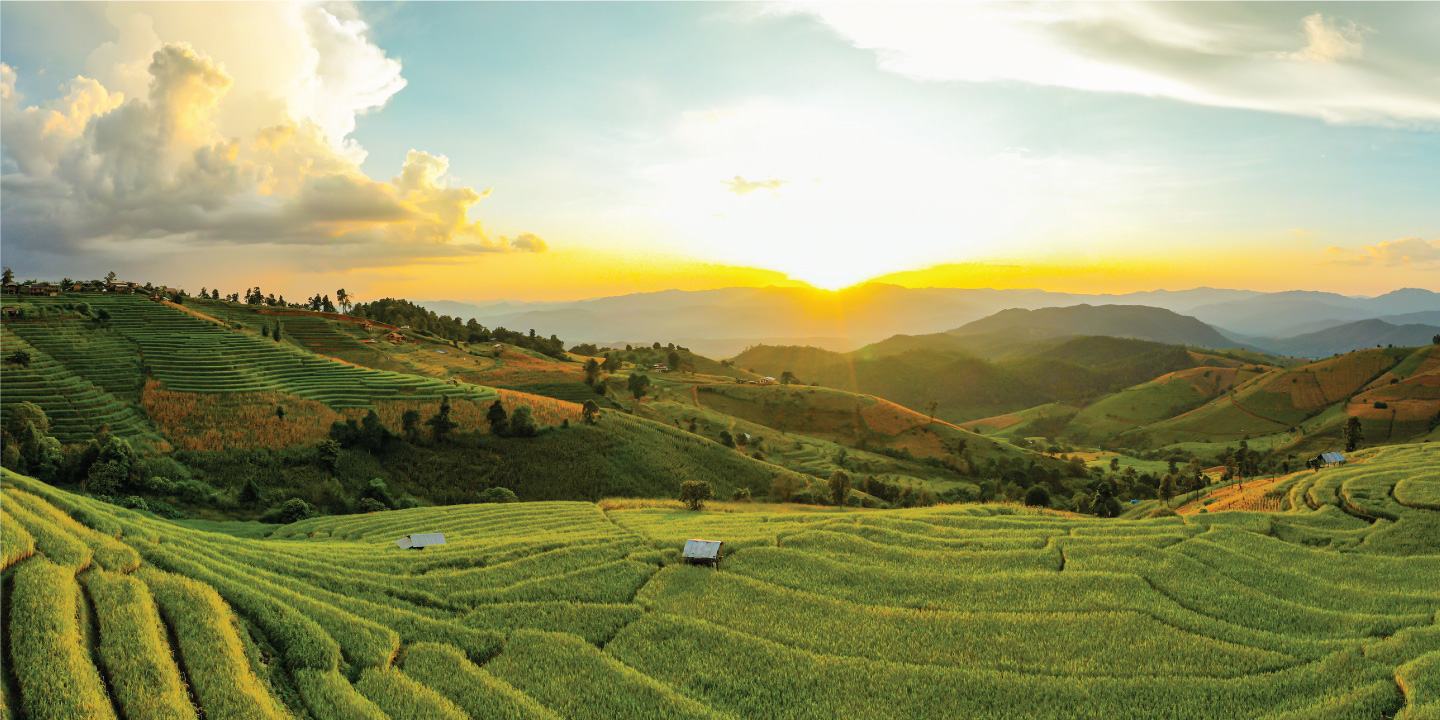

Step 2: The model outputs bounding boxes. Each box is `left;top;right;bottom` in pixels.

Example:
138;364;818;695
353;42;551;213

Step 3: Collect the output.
423;286;1439;358
1254;319;1440;358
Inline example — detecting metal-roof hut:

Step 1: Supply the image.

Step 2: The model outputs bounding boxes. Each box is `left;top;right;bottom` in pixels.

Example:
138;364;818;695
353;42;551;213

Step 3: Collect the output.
682;539;723;566
396;532;447;550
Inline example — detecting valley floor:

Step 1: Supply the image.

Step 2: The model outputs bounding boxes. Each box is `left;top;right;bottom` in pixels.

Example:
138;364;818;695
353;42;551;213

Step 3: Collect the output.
2;443;1438;719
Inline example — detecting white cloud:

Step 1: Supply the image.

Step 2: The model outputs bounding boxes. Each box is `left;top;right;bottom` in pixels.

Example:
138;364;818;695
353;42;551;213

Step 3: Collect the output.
0;4;544;270
1329;237;1440;266
727;175;785;195
1287;13;1368;63
788;3;1440;126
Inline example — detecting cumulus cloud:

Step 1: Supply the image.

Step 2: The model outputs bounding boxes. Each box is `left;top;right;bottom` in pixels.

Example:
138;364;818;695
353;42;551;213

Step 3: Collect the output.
727;175;785;195
0;3;543;272
1287;13;1369;63
1328;238;1440;266
506;233;549;252
787;3;1440;125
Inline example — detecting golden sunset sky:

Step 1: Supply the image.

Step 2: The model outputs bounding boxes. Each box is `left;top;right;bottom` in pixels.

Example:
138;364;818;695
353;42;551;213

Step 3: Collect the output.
2;2;1436;301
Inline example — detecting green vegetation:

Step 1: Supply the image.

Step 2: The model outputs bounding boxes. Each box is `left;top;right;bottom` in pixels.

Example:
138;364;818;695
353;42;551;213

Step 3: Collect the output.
2;442;1436;719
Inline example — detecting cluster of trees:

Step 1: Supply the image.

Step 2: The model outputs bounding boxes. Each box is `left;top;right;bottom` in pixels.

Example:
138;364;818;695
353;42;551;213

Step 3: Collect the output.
350;298;567;359
1;403;218;514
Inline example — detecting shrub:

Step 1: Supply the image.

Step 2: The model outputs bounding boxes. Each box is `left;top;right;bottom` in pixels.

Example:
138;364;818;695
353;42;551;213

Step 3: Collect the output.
356;497;388;513
679;480;713;511
509;406;539;438
262;498;318;524
731;487;752;502
478;487;519;503
1024;486;1051;507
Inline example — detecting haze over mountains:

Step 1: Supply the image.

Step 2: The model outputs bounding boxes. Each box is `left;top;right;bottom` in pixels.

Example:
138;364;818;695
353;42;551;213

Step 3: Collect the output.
424;286;1439;358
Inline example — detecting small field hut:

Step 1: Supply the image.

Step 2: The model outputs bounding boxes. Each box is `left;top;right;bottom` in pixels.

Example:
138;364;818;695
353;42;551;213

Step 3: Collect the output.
682;538;723;566
396;532;446;550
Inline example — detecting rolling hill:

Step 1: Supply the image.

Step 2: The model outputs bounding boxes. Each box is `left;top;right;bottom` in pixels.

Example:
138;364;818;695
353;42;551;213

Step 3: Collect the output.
732;334;1233;424
0;292;817;514
1256;319;1440;359
3;441;1438;719
947;304;1238;349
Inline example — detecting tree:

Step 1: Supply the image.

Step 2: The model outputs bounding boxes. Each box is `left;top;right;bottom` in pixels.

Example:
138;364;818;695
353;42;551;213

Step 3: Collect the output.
827;470;851;507
509;406;538;437
667;350;681;372
583;358;601;386
486;400;509;436
272;320;282;342
719;430;735;447
6;350;31;367
275;406;286;421
401;409;422;442
602;354;620;372
360;410;393;451
261;498;317;524
478;487;518;503
731;487;752;502
1024;485;1051;507
780;370;797;386
336;288;351;314
427;397;459;443
627;373;651;401
1;267;12;286
359;477;395;509
1109;457;1120;472
582;400;600;425
1344;416;1364;452
679;480;713;511
1158;474;1176;503
1089;481;1121;518
316;439;341;472
105;271;117;285
239;478;263;506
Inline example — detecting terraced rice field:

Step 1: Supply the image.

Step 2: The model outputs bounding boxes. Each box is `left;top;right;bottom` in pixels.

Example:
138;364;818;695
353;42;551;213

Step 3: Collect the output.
3;442;1437;719
9;294;495;410
0;326;161;446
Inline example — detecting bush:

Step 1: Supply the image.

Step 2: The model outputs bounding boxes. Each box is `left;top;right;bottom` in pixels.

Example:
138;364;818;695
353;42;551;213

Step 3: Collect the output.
355;497;388;513
509;406;539;438
1024;486;1051;507
261;498;318;524
679;480;713;511
477;487;519;503
731;487;752;502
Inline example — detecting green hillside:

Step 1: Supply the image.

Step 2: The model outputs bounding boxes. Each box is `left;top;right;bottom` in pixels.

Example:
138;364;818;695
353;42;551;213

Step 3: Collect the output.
3;442;1437;719
732;335;1220;423
1133;347;1419;451
0;293;807;515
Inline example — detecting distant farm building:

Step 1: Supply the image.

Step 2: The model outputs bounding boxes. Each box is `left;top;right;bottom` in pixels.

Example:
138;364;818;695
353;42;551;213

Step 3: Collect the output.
1310;451;1347;469
384;331;407;343
682;538;723;566
396;532;446;550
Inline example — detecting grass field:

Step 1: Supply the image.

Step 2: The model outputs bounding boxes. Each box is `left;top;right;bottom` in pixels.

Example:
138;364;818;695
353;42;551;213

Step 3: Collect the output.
8;294;495;411
3;441;1436;719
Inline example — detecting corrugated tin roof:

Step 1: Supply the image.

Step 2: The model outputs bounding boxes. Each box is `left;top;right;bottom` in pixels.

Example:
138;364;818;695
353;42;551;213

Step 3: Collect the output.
1321;452;1346;464
683;539;722;559
396;532;447;549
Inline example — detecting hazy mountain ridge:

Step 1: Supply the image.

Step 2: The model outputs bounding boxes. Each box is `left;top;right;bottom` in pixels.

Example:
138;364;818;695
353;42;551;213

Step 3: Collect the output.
424;286;1438;357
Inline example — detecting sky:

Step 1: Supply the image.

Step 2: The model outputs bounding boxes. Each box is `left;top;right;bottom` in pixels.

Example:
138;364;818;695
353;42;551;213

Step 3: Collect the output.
1;1;1437;302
